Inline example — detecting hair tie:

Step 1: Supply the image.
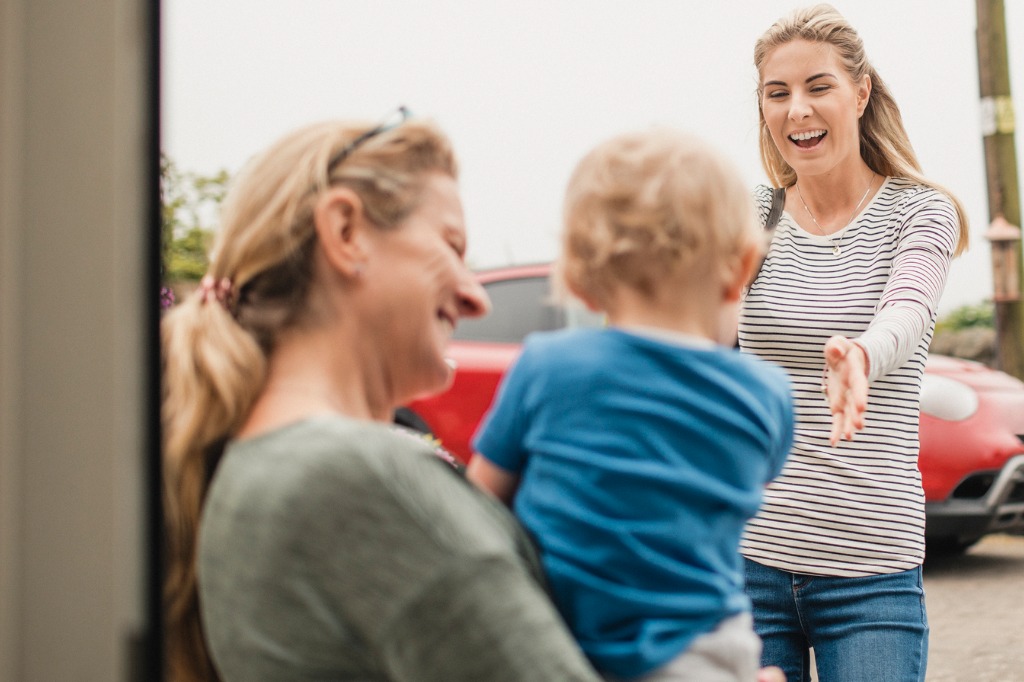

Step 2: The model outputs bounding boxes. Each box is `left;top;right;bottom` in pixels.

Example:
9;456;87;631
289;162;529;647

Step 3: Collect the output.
198;274;235;310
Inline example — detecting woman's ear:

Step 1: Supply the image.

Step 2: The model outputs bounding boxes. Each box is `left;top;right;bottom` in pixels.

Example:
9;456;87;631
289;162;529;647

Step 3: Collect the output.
313;187;369;278
856;74;872;118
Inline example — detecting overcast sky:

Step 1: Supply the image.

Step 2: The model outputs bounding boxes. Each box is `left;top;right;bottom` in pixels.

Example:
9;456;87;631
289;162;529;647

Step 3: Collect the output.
163;0;1024;315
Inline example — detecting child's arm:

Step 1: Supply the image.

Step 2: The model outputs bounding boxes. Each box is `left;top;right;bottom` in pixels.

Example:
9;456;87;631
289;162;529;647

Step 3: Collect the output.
466;455;520;506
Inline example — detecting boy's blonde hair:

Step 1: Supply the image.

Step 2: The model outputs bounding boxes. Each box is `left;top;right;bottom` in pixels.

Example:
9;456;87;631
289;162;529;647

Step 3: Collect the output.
560;128;759;310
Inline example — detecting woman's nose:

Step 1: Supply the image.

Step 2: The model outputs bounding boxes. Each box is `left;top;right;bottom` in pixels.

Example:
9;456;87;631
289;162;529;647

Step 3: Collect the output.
788;94;812;121
456;270;491;319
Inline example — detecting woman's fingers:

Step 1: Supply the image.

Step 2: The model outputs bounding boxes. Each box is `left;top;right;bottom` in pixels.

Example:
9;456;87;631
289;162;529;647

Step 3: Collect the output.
823;336;868;445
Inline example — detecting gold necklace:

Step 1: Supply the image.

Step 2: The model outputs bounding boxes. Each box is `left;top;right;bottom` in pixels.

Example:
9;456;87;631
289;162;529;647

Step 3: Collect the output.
795;173;875;256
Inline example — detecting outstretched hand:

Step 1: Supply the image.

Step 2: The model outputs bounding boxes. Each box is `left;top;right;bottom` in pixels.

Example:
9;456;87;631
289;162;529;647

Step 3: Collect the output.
822;335;869;446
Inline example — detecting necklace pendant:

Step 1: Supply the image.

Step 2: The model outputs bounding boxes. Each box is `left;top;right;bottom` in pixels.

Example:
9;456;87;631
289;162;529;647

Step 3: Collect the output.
832;244;842;256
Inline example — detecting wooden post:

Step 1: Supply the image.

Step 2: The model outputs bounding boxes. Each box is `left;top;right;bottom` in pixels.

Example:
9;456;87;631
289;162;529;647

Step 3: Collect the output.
976;0;1024;379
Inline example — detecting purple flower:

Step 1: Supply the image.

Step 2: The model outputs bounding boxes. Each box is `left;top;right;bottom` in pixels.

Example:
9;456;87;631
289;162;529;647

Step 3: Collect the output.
160;286;176;310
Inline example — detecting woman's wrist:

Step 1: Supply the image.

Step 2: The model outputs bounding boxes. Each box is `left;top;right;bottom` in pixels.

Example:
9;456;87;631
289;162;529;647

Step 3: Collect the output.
850;339;870;376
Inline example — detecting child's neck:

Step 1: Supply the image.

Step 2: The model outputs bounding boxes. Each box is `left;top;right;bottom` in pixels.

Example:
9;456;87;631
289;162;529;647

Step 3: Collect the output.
606;308;716;343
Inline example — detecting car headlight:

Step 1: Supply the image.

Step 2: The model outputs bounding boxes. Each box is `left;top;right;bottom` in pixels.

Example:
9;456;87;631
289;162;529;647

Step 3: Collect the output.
920;374;979;421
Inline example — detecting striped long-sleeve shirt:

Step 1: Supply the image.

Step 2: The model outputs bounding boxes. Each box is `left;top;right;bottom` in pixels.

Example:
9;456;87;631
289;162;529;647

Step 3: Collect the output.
738;177;958;576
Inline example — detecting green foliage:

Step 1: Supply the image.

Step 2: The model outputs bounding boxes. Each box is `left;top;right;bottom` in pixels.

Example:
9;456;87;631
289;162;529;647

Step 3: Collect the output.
935;301;995;333
161;154;230;282
166;226;213;280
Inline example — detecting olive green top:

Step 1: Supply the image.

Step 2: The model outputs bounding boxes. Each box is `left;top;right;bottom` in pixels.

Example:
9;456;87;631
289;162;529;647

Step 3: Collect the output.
198;415;600;681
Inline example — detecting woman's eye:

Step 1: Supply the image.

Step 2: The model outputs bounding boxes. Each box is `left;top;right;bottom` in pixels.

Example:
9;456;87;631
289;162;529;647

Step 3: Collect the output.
766;90;788;100
811;85;830;94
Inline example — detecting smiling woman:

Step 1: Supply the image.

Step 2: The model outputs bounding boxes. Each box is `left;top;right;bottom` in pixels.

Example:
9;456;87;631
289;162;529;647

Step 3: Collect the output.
738;5;972;682
159;116;613;682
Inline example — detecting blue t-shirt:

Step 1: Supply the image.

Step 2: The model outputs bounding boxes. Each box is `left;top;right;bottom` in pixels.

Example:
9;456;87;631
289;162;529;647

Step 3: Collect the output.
473;327;793;678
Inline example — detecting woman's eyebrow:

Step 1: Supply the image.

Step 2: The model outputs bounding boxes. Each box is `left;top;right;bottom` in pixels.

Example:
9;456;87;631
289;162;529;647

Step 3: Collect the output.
764;72;837;87
806;72;837;83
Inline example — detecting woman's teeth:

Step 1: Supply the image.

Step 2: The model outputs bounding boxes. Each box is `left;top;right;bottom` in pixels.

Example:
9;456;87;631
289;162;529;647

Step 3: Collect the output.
790;130;826;148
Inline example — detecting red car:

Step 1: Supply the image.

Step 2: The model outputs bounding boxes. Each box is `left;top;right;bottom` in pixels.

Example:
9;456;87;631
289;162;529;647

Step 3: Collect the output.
919;354;1024;551
405;263;1024;552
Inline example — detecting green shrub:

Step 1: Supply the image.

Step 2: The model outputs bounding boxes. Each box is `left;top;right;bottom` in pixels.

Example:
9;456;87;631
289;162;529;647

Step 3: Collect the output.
161;154;230;284
935;301;995;333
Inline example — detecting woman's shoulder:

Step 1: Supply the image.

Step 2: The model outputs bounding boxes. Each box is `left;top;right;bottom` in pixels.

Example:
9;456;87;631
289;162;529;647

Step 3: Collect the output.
751;183;785;228
880;176;953;210
223;415;416;466
877;177;959;237
752;183;776;212
211;417;438;511
207;417;526;567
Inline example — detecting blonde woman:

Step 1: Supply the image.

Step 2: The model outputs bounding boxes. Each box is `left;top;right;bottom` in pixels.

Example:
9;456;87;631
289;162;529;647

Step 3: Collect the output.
468;128;794;682
739;5;968;681
162;112;609;682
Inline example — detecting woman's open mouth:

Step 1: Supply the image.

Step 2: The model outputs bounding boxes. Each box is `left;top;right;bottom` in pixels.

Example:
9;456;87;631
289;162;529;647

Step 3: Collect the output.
789;129;827;149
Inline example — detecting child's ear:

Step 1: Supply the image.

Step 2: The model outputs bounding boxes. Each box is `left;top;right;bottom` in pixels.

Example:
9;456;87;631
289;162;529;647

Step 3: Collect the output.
723;242;762;302
564;277;603;313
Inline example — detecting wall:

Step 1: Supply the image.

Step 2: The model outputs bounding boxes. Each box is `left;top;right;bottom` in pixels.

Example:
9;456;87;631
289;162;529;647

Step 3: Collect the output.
0;0;156;678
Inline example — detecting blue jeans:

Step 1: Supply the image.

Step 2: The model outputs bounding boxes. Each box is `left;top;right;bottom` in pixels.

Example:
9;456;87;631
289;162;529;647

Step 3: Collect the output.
744;559;928;682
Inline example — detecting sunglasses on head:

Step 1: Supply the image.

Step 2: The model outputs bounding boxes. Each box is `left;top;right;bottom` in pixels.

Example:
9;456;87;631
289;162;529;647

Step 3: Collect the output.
326;105;411;172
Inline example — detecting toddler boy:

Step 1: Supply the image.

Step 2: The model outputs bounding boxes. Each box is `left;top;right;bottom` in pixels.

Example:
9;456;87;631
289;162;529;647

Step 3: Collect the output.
467;129;794;682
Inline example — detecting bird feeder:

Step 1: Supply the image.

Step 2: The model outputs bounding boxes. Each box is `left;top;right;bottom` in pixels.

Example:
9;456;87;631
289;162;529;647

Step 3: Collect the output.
985;215;1022;302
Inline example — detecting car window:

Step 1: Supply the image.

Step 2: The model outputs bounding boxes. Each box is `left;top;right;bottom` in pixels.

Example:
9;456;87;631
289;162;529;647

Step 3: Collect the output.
453;275;604;343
